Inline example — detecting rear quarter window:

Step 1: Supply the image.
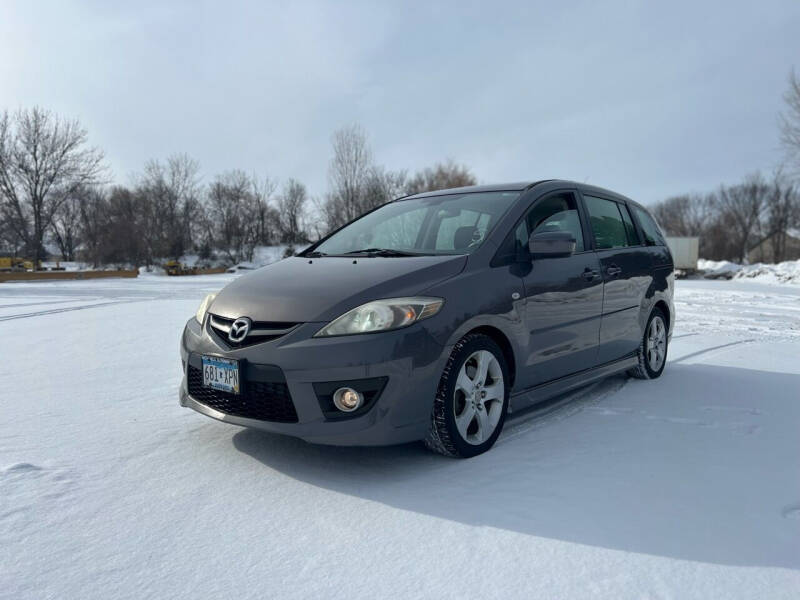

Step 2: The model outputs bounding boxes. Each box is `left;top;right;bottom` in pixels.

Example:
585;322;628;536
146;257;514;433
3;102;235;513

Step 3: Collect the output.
632;205;666;246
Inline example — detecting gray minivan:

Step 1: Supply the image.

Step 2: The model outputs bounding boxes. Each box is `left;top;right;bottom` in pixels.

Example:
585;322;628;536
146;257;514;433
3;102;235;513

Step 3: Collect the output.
180;180;674;457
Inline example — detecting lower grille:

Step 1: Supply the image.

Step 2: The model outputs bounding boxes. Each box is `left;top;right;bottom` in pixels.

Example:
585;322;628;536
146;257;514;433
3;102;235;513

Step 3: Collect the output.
187;364;298;423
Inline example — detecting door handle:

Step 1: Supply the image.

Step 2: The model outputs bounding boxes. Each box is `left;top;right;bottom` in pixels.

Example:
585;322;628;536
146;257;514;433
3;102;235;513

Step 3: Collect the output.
606;265;622;277
581;268;598;281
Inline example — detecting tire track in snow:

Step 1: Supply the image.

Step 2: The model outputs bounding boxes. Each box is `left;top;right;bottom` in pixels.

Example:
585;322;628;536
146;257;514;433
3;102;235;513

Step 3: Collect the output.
0;298;152;321
670;338;756;364
499;375;629;444
671;333;699;340
0;298;101;309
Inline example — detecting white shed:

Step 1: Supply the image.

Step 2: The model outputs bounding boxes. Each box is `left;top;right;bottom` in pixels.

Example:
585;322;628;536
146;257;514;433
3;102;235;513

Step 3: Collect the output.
665;237;699;271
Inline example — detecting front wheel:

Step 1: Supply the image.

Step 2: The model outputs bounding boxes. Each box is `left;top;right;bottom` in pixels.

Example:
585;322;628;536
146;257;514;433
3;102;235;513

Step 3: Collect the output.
424;333;510;458
629;307;668;380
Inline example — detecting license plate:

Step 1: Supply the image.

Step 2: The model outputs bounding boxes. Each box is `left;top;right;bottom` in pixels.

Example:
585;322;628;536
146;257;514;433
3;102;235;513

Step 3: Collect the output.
202;355;240;394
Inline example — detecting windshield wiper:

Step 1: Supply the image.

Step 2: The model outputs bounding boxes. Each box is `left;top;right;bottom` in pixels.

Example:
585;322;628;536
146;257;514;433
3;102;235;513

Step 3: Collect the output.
343;248;419;257
304;250;328;258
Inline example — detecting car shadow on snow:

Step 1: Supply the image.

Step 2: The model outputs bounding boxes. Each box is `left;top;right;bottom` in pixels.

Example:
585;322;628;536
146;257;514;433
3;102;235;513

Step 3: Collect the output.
232;362;800;569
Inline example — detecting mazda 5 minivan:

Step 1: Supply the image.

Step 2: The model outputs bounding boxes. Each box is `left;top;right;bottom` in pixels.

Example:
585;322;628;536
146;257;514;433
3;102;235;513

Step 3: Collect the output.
180;180;674;457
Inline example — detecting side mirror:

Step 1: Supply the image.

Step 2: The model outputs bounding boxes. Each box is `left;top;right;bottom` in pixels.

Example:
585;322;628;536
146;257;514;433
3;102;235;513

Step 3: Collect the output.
528;230;576;257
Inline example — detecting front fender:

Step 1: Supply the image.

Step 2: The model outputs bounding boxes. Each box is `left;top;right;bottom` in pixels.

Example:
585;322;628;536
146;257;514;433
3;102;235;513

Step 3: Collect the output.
422;263;527;386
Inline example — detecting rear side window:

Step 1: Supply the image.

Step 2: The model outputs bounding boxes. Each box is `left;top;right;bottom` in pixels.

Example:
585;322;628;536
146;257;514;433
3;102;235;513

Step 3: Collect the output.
632;205;666;246
619;204;640;245
583;195;631;249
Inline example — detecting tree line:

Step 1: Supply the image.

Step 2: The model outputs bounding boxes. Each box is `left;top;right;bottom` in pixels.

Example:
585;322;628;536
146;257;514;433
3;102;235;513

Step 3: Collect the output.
651;69;800;263
0;113;475;267
652;172;798;262
5;68;800;267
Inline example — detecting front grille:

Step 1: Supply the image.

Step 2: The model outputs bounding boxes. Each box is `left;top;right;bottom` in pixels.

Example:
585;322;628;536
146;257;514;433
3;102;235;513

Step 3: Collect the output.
187;364;299;423
208;314;300;348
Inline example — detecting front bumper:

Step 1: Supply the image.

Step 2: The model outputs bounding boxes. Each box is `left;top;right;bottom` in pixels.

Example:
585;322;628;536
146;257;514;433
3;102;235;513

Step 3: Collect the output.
179;317;450;446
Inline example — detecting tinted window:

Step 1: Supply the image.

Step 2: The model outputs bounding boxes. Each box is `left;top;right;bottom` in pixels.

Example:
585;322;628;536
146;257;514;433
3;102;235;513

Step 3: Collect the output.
619;204;640;245
632;205;666;246
514;193;585;253
584;195;630;249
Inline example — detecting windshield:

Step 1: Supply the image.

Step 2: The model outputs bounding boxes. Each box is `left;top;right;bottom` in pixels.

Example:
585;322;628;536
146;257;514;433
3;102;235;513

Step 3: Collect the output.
310;191;521;256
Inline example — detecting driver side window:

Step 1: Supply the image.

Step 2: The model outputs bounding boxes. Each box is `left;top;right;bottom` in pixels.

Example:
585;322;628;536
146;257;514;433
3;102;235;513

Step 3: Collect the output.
514;193;585;253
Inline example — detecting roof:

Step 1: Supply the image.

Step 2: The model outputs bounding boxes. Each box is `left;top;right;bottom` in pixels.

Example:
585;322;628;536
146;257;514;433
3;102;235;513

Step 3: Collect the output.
401;179;639;207
402;181;542;199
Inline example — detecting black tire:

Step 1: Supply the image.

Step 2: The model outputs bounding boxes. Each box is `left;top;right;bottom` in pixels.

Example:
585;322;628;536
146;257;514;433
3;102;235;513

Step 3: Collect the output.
629;307;668;380
424;333;510;458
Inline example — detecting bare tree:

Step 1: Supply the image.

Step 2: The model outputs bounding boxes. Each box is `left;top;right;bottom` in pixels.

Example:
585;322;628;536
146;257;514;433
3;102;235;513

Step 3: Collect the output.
135;154;201;261
204;170;260;264
306;196;332;242
277;179;308;244
363;166;407;211
717;173;770;263
325;124;373;230
0;107;105;264
102;185;147;267
77;186;108;268
780;68;800;176
50;189;83;261
652;194;706;237
0;212;18;253
250;176;279;245
405;160;476;195
760;172;798;262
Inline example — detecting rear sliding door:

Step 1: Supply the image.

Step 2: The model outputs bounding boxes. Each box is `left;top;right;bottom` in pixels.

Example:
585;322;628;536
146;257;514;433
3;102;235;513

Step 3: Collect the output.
582;194;652;364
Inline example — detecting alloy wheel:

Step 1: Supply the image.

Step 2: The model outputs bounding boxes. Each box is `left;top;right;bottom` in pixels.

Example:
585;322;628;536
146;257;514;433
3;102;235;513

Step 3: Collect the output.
453;349;504;445
646;315;667;372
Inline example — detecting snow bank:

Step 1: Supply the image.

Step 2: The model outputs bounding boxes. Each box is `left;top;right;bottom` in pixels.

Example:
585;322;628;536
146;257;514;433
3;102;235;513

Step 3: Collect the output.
140;245;307;275
735;259;800;284
699;258;800;284
137;265;166;276
228;245;304;271
698;259;742;279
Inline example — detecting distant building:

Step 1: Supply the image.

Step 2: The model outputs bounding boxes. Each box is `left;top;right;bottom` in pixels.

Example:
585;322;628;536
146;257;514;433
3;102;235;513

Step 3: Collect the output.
665;237;699;271
748;229;800;263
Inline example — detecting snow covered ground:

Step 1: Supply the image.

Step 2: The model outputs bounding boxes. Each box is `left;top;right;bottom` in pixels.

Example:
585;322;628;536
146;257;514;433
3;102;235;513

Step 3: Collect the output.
1;274;799;599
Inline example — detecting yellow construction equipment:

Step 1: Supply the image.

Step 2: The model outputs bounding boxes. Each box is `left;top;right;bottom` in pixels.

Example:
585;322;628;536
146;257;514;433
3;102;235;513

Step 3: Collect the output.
164;260;199;276
0;257;41;272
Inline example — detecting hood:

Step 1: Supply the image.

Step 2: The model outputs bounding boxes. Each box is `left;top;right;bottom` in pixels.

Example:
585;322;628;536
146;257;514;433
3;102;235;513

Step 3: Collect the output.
210;255;467;323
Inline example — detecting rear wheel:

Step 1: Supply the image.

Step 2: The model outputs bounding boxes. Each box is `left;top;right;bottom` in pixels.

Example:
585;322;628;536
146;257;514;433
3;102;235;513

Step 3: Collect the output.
629;307;668;380
424;333;510;458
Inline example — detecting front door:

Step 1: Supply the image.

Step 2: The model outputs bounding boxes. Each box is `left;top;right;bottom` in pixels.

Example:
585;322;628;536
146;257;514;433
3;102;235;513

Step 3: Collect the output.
516;191;604;389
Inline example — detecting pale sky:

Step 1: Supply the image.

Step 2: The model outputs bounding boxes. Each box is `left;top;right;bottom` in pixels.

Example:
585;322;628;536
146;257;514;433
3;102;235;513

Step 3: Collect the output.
2;0;799;205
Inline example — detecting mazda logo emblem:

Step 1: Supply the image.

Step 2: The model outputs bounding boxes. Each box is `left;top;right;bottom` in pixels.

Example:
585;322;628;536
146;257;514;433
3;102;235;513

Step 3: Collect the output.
228;317;252;343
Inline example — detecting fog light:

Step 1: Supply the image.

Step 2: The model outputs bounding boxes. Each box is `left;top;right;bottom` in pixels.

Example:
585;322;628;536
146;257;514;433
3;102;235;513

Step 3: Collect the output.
332;387;363;412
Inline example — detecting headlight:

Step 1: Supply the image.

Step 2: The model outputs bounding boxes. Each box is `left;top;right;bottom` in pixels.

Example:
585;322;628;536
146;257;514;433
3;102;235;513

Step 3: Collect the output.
314;297;444;337
195;293;217;324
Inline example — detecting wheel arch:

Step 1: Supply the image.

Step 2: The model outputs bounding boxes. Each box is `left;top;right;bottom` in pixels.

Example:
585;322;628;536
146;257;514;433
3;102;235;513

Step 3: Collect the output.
464;325;517;388
653;299;671;332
